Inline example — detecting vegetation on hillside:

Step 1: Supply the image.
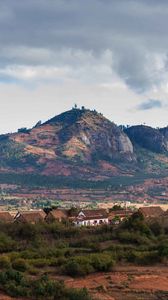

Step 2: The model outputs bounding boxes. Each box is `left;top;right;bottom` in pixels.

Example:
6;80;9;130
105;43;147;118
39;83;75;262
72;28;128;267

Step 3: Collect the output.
0;172;165;189
0;213;167;298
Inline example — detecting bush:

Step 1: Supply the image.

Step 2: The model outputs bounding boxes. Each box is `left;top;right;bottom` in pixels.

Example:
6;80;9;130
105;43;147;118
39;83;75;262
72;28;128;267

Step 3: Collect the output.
63;258;94;277
0;255;11;268
27;267;39;275
5;281;29;297
65;287;92;300
127;250;159;265
0;269;92;299
30;258;50;268
150;221;164;236
12;258;28;272
117;231;151;245
32;275;64;299
158;241;168;258
0;233;15;252
0;269;24;285
91;253;115;272
63;253;115;277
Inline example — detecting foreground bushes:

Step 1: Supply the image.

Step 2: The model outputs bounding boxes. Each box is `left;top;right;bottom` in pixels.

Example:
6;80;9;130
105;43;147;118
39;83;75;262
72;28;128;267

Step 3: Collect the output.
0;269;92;299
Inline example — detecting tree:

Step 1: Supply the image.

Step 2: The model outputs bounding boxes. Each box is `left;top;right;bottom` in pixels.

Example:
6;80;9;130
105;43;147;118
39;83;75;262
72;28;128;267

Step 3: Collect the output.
34;121;42;128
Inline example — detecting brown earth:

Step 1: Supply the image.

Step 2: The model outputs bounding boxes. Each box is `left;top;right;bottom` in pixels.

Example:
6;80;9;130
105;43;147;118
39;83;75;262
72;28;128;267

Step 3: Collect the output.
0;265;168;300
0;294;25;300
64;265;168;300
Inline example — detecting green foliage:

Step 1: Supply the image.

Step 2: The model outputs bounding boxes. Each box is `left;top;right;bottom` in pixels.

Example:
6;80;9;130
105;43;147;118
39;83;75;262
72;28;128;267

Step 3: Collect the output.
158;241;168;258
122;212;152;237
0;269;92;299
32;274;59;298
90;253;115;272
17;127;29;133
0;255;11;268
12;258;28;272
149;221;164;236
127;250;159;265
0;171;164;190
63;258;94;277
63;253;114;277
117;231;151;245
0;215;166;299
109;205;124;212
65;287;92;300
0;268;28;297
9;223;37;240
0;233;15;252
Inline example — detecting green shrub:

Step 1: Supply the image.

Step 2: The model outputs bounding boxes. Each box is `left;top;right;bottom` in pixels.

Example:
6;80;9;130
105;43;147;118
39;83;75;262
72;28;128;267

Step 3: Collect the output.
63;258;94;277
0;269;24;285
158;241;168;258
65;287;92;300
30;258;50;268
117;230;151;245
5;281;29;297
90;253;115;272
0;255;11;268
0;233;15;252
127;250;159;265
32;275;63;299
12;258;28;272
27;267;39;275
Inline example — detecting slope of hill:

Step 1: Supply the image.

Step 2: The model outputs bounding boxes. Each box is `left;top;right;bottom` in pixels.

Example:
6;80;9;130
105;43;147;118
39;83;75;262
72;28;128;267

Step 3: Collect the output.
0;108;136;179
0;108;168;186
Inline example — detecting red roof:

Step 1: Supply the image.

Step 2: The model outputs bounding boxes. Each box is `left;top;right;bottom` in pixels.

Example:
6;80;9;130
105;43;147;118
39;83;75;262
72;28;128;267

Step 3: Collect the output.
139;206;163;218
76;209;108;221
0;211;13;222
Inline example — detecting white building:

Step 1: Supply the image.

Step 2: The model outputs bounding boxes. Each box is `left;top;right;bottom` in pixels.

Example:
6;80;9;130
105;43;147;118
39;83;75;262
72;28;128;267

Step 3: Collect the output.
74;209;108;226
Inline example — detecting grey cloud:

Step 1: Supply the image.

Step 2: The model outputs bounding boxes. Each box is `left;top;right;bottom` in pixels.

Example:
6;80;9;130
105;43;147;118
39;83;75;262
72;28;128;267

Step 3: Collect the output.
137;99;163;110
0;0;168;91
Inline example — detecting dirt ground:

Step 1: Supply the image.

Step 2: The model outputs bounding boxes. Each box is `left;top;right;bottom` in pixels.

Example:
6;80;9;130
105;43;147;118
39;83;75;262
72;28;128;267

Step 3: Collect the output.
0;295;25;300
64;265;168;300
0;265;168;300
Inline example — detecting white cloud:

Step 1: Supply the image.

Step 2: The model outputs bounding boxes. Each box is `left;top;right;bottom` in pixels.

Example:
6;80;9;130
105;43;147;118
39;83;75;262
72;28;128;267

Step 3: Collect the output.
0;0;168;132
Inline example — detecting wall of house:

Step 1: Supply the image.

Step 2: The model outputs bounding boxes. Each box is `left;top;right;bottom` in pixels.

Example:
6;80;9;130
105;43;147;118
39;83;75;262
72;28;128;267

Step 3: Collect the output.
75;218;108;226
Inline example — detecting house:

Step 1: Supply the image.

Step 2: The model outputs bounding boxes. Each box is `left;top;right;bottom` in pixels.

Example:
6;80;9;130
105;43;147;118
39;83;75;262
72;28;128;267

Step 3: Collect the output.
14;210;46;224
138;206;163;219
45;209;69;223
108;210;133;224
74;209;108;226
0;211;13;223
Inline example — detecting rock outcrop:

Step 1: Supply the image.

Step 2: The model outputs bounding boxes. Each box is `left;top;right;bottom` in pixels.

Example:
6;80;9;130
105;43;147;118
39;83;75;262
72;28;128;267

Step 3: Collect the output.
125;125;168;153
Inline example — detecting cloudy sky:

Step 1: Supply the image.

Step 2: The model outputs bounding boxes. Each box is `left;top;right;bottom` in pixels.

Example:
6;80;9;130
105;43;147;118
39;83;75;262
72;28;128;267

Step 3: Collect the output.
0;0;168;133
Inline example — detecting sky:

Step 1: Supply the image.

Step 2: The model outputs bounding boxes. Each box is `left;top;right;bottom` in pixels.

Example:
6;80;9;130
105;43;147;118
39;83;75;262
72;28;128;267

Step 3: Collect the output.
1;0;168;133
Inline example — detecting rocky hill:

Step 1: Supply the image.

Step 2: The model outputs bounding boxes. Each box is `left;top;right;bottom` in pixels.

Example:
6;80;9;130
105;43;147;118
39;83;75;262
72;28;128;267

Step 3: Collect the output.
125;125;168;153
0;108;168;183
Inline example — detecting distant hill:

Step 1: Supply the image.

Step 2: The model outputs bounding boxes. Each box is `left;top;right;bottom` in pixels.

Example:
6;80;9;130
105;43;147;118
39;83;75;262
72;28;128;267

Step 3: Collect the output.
0;108;168;186
125;125;168;153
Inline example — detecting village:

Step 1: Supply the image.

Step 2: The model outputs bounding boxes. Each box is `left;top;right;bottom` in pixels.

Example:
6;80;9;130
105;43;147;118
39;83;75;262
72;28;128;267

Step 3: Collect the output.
0;205;167;226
